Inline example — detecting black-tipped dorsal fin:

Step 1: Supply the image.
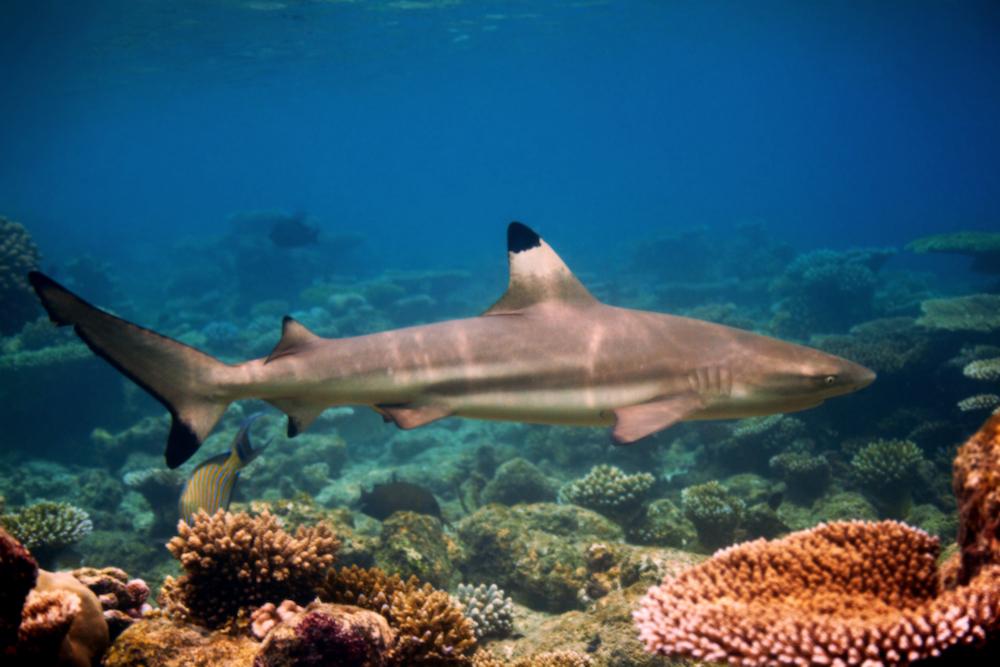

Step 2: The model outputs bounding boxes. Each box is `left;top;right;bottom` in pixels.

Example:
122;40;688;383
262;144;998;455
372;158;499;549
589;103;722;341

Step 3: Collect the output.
266;316;320;363
483;222;597;315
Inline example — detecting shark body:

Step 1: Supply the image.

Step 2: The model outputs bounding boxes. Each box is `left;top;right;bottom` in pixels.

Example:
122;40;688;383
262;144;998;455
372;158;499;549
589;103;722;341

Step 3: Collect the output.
29;222;875;468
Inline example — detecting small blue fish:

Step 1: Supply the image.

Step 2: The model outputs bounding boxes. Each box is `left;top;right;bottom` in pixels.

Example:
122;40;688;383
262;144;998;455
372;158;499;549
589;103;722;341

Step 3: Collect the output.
178;413;270;523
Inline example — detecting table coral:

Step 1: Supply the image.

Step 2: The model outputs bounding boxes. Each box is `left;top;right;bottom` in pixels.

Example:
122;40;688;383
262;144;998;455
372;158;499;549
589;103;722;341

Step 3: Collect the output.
964;357;1000;382
160;509;339;628
634;520;1000;665
917;293;1000;332
0;216;42;335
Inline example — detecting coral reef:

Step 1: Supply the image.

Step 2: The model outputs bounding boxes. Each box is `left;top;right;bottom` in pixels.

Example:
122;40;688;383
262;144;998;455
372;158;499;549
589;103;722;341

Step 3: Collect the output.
953;413;1000;583
0;216;42;335
160;509;339;628
121;467;184;537
908;230;1000;274
558;465;655;521
455;583;514;639
103;617;260;666
680;481;744;550
635;520;1000;665
958;393;1000;413
1;501;93;568
850;438;925;518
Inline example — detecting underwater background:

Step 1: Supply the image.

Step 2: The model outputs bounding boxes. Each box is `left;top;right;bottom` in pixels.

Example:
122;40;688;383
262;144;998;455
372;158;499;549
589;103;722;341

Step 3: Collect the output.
2;1;1000;665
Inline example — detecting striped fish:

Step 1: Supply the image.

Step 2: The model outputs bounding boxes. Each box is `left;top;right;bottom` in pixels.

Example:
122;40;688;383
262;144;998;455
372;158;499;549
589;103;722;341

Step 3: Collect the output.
178;413;269;523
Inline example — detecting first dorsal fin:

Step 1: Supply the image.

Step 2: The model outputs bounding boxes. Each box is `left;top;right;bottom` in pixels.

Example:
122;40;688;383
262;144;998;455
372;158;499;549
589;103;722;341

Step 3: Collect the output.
265;316;320;363
484;222;598;315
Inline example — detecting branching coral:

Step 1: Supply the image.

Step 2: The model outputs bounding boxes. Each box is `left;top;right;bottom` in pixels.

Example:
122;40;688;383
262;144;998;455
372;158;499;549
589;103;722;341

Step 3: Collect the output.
473;649;594;666
1;501;93;568
850;438;925;518
160;509;339;628
0;216;42;335
680;481;744;550
558;464;654;520
768;451;830;502
319;565;477;665
455;583;514;639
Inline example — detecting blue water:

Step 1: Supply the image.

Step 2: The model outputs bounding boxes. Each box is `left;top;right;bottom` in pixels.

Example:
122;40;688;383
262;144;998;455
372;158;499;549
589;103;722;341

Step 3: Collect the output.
3;0;999;277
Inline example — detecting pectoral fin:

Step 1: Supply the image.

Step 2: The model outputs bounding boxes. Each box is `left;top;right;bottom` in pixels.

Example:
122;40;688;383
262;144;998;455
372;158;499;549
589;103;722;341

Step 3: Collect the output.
377;403;452;429
611;394;704;444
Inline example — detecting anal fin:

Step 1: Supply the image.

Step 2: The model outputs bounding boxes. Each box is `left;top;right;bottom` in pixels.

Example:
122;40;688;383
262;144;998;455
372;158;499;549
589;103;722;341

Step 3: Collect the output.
611;394;704;444
377;403;452;429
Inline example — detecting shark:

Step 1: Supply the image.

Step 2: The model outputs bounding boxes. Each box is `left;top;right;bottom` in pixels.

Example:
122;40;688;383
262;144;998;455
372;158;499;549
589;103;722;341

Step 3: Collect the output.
28;222;875;468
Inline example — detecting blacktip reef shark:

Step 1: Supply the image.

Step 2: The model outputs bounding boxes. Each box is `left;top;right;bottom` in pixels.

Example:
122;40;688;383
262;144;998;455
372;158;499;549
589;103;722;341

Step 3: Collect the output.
28;222;875;469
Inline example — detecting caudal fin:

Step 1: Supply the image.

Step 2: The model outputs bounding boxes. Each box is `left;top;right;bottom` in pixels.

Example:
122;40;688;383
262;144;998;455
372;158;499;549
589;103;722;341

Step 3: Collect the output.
28;271;235;468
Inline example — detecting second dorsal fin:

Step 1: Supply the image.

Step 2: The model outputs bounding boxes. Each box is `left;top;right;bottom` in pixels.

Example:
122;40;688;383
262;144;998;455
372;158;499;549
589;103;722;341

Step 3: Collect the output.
265;316;320;363
483;222;597;315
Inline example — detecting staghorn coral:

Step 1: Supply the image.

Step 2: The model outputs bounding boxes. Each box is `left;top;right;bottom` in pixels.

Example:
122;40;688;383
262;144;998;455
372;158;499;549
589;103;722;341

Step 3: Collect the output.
319;565;477;665
680;481;744;550
455;583;514;639
160;509;339;628
850;438;925;518
1;501;93;568
1;526;38;653
634;520;1000;666
0;216;42;335
965;357;1000;382
958;394;1000;413
558;464;655;521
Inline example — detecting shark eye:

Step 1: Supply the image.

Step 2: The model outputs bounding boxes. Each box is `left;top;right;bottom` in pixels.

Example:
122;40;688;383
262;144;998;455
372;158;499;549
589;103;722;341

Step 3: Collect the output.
824;375;837;385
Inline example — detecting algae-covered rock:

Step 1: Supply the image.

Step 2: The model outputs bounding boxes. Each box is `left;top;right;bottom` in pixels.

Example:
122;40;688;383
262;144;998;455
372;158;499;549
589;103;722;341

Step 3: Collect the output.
457;503;622;612
103;617;258;667
624;499;696;549
374;511;461;589
481;457;558;505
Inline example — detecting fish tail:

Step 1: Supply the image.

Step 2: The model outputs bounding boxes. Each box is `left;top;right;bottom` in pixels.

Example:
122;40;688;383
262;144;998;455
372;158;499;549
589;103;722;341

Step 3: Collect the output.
29;271;240;468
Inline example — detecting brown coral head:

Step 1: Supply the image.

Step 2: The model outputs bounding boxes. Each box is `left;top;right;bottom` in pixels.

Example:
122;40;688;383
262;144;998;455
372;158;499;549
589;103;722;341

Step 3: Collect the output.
635;520;1000;666
954;412;1000;583
17;589;80;648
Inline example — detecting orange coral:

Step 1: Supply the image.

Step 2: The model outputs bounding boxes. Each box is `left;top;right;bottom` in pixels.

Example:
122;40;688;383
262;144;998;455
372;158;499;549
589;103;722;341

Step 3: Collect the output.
636;412;1000;666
